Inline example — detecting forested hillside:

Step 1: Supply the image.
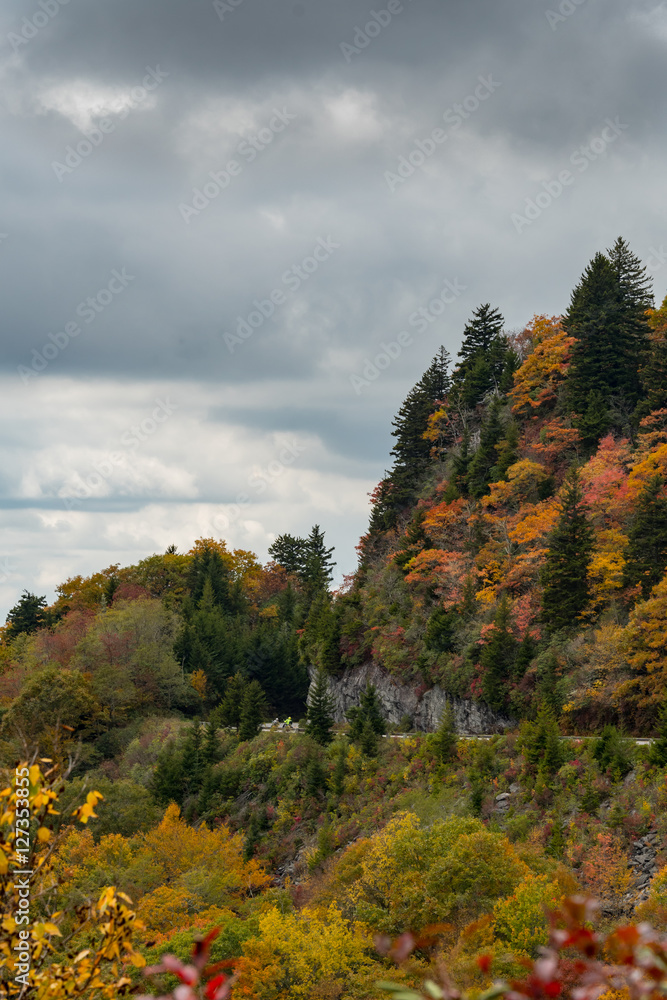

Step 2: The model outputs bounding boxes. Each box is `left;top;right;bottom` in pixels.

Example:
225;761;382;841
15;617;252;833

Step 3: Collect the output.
4;237;667;1000
299;237;667;735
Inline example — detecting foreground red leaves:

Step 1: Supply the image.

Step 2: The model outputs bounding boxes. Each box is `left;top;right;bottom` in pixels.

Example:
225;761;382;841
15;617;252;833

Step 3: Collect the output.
376;896;667;1000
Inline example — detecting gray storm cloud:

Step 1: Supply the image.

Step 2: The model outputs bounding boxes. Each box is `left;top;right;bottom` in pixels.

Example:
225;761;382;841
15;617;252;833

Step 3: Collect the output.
0;0;665;615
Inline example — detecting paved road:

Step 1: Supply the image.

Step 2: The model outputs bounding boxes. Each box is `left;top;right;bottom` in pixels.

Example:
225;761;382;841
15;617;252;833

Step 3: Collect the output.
262;725;654;744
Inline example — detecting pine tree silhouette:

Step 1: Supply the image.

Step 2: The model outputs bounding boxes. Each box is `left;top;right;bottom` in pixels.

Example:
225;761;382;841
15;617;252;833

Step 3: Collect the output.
541;468;594;632
306;669;335;745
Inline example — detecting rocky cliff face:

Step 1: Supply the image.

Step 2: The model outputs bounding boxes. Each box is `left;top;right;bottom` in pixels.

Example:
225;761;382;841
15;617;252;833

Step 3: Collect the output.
311;662;514;734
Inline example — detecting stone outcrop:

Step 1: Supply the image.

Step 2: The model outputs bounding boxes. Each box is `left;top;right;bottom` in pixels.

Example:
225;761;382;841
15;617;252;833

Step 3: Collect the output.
628;832;660;903
311;662;514;734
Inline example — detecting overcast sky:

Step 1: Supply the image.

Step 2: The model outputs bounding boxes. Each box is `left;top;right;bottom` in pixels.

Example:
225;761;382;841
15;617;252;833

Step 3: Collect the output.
0;0;666;618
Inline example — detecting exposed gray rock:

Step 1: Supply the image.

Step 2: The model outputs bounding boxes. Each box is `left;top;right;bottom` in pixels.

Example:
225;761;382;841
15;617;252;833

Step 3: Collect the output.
628;831;660;906
310;662;514;734
495;792;511;802
509;782;521;794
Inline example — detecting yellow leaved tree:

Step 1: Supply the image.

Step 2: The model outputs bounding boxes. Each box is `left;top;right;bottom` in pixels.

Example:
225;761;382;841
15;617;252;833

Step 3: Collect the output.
234;904;375;1000
0;761;145;998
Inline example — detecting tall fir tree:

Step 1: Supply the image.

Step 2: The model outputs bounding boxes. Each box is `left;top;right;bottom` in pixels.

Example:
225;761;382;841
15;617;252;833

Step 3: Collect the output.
491;420;520;481
467;396;505;498
305;669;335;745
456;303;504;369
300;592;342;674
451;304;515;407
446;427;472;499
565;240;653;417
649;703;667;767
575;388;611;453
564;252;621;411
268;534;308;576
216;672;248;728
432;704;458;762
369;348;451;529
623;475;667;598
348;684;386;742
541;468;594;632
302;525;336;598
390;347;451;487
480;594;518;709
5;591;48;638
238;680;268;741
188;542;243;613
608;235;653;403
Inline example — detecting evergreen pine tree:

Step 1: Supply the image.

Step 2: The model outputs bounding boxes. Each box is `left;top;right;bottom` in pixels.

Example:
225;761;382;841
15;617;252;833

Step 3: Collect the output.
182;723;206;795
238;680;268;741
574;388;611;453
565;241;652;416
480;595;518;709
218;672;248;728
359;683;386;735
394;509;432;572
203;720;220;763
513;634;536;679
368;348;452;531
189;543;235;611
5;591;48;638
649;703;667;768
302;525;336;597
389;348;452;502
359;718;379;756
541;468;594;633
451;304;511;407
305;669;335;745
175;594;240;700
332;741;347;795
491;421;520;481
348;684;386;742
432;704;458;762
456;303;504;369
518;705;563;774
467;397;505;498
276;582;298;623
268;534;308;576
448;427;472;498
623;474;667;598
425;605;459;653
305;755;327;797
151;741;186;805
607;236;653;403
535;649;562;713
300;593;341;673
591;724;634;778
564;252;620;412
